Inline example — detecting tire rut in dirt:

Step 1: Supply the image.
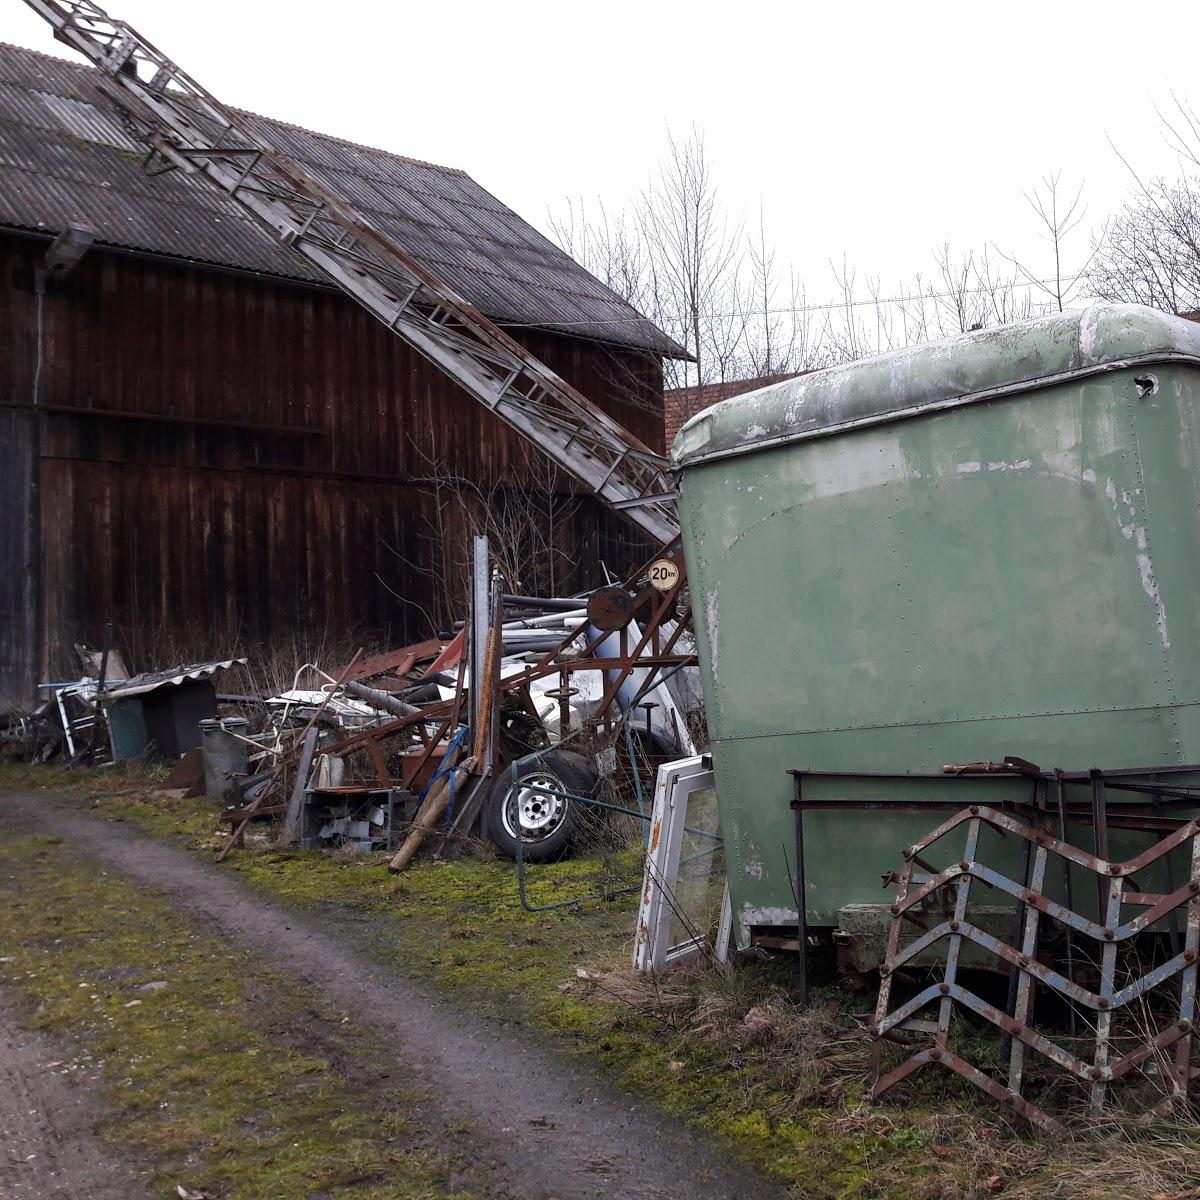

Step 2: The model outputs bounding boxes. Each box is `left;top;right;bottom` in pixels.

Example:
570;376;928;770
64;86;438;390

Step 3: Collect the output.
0;791;784;1200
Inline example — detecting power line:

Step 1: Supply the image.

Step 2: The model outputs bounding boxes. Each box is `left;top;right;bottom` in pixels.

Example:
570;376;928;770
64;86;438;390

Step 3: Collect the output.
495;273;1085;333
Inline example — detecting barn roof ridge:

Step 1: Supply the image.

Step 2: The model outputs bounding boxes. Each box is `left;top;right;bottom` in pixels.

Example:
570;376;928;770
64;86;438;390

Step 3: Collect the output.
0;38;473;180
0;39;681;356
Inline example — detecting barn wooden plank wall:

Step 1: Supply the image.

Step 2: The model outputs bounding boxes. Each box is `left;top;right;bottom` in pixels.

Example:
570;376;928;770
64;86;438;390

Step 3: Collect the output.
0;237;663;697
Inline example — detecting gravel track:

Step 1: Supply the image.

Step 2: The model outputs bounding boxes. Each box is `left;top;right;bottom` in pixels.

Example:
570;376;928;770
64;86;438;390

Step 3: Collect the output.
0;790;782;1200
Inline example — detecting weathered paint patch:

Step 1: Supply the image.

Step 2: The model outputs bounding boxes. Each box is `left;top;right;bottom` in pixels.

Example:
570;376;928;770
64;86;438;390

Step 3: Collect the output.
704;587;720;683
1102;473;1170;646
986;459;1032;472
740;904;800;926
956;461;982;474
782;395;805;425
744;844;766;881
1136;551;1171;649
1078;305;1103;362
776;434;915;501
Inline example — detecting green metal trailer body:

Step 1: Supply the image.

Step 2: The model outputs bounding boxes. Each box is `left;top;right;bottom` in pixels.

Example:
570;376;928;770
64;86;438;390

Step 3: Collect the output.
671;305;1200;945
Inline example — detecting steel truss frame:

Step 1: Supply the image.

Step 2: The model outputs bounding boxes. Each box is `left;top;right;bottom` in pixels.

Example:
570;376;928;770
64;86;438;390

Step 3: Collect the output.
789;762;1200;1126
323;540;696;790
23;0;680;543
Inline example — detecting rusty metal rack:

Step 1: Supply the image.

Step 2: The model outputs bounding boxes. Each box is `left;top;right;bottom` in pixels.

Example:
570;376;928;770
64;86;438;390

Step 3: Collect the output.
789;762;1200;1125
322;539;695;793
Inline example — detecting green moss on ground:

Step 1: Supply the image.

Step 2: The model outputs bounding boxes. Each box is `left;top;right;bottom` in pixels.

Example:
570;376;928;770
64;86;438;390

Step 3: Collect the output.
0;832;474;1200
7;764;1199;1198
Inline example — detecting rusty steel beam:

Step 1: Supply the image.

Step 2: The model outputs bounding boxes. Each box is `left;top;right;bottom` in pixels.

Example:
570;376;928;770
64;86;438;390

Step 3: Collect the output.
870;799;1200;1125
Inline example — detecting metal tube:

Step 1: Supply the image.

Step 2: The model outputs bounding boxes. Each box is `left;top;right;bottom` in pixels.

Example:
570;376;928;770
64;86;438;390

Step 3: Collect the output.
342;680;420;717
792;776;809;1008
1150;777;1183;960
1055;769;1078;1034
469;535;489;743
502;594;589;611
1091;769;1109;919
1003;780;1038;1059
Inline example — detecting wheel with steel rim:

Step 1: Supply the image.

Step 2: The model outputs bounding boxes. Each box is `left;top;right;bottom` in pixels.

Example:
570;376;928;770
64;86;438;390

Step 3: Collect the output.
485;750;596;862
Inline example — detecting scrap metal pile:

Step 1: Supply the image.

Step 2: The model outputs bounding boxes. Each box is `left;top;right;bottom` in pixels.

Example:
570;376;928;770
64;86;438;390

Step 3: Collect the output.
213;539;697;866
3;538;700;874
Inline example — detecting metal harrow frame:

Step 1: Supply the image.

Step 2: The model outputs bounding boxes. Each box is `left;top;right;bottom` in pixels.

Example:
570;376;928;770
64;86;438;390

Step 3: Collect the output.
871;801;1200;1127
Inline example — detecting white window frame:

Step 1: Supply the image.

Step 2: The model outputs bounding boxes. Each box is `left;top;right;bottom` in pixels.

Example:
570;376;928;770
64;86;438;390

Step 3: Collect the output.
632;755;732;973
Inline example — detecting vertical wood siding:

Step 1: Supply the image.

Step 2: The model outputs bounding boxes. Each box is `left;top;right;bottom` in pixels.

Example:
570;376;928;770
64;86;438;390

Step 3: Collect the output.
0;237;663;691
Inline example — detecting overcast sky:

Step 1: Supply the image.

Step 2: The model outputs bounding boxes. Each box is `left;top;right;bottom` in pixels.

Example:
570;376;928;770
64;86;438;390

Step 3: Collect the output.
2;0;1196;310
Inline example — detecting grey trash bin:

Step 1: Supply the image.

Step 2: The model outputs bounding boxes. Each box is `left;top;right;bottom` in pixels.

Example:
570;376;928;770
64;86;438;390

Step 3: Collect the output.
198;717;250;804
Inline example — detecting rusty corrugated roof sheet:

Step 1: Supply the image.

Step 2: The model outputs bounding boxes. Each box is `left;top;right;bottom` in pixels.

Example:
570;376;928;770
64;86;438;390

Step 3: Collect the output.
0;42;679;355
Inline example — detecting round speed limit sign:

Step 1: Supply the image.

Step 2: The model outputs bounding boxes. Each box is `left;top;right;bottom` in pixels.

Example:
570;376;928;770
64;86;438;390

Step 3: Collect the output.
648;558;680;592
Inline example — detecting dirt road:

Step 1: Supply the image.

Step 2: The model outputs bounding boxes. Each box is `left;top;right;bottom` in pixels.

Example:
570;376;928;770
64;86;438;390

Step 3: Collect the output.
0;994;152;1200
0;789;781;1200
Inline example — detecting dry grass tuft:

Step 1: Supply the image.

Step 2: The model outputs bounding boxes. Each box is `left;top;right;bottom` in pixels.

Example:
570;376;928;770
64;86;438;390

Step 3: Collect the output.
574;962;873;1106
1006;1118;1200;1199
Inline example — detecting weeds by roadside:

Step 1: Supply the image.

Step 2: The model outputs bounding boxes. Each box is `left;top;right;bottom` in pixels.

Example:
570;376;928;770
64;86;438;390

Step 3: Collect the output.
6;764;1200;1198
0;832;475;1200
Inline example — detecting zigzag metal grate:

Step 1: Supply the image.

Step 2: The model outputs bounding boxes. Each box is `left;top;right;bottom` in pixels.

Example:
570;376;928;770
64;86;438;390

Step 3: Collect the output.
871;804;1200;1128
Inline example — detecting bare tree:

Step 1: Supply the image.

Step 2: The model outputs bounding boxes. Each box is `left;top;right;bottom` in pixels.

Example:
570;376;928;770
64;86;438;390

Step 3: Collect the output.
380;440;585;632
923;245;1038;333
633;126;745;393
1087;179;1200;311
740;203;828;377
825;257;891;362
1088;98;1200;313
994;171;1097;313
547;196;648;311
826;244;1041;363
549;131;755;431
550;125;1068;406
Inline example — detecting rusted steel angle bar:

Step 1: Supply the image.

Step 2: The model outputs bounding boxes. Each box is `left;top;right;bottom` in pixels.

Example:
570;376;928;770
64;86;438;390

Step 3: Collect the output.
898;858;1200;944
872;804;1200;1124
872;1047;1057;1130
900;805;1200;878
887;918;1199;1012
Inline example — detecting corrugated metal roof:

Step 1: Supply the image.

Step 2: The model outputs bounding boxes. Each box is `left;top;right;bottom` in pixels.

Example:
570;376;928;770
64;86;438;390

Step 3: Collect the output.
0;42;678;356
103;658;246;699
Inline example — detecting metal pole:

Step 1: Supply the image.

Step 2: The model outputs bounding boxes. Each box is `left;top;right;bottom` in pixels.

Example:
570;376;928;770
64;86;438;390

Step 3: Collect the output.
1054;768;1078;1035
469;535;489;748
791;776;809;1008
1090;768;1109;918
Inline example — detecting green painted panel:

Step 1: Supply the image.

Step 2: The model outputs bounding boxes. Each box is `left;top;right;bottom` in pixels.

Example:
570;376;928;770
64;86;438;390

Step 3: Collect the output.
676;315;1200;939
714;724;1190;929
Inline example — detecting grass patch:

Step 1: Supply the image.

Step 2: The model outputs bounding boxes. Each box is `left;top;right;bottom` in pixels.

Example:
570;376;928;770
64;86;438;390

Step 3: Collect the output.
0;831;474;1200
6;764;1200;1198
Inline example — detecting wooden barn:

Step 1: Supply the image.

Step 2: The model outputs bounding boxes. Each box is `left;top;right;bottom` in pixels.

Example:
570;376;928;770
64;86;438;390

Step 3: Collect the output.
0;42;679;706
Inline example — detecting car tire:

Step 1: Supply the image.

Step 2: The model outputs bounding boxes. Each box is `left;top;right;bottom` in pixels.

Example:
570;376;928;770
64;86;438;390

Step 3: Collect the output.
485;750;597;862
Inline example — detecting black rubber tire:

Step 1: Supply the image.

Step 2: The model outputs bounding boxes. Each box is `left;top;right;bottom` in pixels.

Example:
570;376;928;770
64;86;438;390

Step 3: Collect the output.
485;749;597;863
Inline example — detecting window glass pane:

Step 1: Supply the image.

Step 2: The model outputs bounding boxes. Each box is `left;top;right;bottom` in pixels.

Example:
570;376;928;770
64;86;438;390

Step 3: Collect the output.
666;784;725;956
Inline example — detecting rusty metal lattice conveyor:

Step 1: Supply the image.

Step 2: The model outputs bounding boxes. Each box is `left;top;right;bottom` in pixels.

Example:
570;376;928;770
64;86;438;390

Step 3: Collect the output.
873;799;1200;1126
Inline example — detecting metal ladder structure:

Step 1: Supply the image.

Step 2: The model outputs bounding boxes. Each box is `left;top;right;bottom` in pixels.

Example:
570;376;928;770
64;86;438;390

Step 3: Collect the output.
22;0;680;545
